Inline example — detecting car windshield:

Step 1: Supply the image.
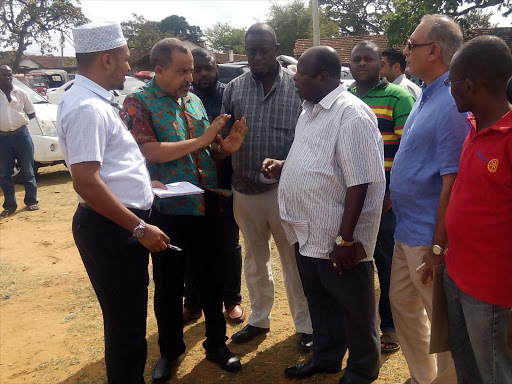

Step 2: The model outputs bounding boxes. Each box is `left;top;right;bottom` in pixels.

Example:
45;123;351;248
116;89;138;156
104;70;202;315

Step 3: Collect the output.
119;77;145;95
12;78;49;104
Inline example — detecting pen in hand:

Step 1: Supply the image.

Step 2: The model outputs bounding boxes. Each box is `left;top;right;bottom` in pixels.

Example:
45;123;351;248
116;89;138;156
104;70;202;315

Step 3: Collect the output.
167;244;182;252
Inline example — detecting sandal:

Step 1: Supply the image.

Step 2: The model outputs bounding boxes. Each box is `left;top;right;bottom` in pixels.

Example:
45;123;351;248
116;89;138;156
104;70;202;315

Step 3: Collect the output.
381;331;401;353
27;204;39;211
0;209;15;217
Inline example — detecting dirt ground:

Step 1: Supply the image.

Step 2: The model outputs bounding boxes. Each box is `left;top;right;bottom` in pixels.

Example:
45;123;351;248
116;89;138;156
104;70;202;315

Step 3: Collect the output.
0;164;410;384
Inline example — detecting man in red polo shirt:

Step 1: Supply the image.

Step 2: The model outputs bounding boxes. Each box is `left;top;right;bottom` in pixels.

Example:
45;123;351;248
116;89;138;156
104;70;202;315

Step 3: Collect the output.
445;35;512;384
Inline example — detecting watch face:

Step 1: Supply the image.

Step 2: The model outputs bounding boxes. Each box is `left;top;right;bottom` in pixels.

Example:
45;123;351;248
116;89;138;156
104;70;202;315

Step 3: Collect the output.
133;227;145;238
335;235;342;246
432;245;442;255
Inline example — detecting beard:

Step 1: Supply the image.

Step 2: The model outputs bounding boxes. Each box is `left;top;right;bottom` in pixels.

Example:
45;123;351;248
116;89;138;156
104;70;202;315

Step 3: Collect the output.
193;74;218;92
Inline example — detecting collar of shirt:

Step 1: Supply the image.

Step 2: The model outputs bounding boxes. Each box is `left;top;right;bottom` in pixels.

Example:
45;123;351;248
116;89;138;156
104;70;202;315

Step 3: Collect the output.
303;84;347;117
468;110;512;136
393;74;405;85
149;78;194;109
74;74;114;103
249;61;284;96
349;78;389;98
420;71;448;103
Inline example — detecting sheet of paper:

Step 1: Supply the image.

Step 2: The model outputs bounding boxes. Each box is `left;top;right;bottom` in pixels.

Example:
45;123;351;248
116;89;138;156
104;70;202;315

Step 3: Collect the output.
153;182;204;198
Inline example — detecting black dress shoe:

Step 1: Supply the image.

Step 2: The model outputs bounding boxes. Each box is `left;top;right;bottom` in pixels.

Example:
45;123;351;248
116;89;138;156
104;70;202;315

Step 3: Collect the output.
231;324;269;343
339;377;360;384
297;333;313;351
284;359;338;379
205;345;242;372
151;357;177;383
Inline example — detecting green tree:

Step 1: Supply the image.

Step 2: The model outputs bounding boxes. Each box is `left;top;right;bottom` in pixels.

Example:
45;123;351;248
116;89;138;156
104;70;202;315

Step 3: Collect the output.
267;0;339;55
204;23;246;54
159;15;202;41
0;0;88;71
121;14;164;55
383;0;511;45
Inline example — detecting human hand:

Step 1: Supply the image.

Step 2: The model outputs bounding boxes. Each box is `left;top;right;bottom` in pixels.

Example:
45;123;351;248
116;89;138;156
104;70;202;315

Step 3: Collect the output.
151;180;167;189
199;114;231;147
261;158;285;179
215;117;248;154
329;245;358;275
421;250;444;284
137;223;170;253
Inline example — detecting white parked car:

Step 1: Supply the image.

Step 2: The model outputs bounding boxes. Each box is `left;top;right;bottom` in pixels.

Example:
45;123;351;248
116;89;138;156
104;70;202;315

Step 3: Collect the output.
12;78;64;182
46;76;145;105
341;66;355;88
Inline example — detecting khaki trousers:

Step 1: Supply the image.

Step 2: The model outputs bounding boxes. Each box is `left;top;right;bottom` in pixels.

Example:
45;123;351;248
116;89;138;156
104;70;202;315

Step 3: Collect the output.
390;240;457;384
233;187;312;334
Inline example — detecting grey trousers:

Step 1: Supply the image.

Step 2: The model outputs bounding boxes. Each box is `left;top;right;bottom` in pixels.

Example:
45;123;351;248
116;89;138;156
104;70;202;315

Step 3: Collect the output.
294;244;380;383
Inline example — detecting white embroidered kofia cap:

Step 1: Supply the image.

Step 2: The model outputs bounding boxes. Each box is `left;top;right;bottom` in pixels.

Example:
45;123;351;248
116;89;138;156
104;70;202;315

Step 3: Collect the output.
72;22;127;53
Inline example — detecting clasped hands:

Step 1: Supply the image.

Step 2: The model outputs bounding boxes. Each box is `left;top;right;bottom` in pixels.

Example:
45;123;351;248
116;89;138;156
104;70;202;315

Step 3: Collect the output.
200;114;248;154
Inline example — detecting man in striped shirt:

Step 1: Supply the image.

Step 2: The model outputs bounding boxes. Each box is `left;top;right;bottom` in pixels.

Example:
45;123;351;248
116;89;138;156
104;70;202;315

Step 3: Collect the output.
263;46;385;383
349;40;415;354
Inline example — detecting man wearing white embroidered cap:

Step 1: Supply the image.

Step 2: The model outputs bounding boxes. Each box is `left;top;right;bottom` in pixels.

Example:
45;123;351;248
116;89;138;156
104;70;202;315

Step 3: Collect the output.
56;22;170;384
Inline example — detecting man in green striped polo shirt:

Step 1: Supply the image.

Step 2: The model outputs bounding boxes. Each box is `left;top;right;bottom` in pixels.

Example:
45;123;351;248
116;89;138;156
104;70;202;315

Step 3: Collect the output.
349;40;415;354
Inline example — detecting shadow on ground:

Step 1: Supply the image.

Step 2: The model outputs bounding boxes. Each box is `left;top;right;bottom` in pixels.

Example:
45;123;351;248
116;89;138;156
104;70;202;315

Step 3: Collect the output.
57;320;398;384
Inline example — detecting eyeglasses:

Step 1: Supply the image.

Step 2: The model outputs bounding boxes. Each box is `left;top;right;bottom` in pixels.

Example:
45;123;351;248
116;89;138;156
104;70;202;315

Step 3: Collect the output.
406;40;437;51
111;102;133;130
443;78;466;86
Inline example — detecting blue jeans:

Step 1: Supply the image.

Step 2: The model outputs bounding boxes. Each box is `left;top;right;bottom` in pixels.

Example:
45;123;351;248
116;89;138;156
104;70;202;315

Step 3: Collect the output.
0;127;37;210
444;269;512;384
373;208;396;332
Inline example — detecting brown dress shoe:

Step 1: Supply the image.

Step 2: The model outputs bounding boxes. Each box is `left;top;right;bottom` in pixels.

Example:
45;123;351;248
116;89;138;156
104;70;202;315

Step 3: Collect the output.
183;307;202;326
225;304;246;324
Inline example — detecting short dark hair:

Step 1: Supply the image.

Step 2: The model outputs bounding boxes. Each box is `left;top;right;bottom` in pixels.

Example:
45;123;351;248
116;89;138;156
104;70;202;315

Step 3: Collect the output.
191;48;217;65
352;40;382;60
245;23;277;45
150;38;189;69
382;48;406;72
454;35;512;90
303;46;341;79
76;46;125;68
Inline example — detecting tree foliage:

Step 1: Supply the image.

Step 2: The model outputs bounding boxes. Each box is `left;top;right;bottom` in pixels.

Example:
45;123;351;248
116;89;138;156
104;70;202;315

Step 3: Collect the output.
0;0;88;71
204;23;247;54
267;0;339;55
121;14;165;55
383;0;511;45
159;15;202;41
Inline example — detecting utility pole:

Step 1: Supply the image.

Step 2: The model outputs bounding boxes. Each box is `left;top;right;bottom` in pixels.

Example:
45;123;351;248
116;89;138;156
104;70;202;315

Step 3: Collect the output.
312;0;320;46
60;31;65;68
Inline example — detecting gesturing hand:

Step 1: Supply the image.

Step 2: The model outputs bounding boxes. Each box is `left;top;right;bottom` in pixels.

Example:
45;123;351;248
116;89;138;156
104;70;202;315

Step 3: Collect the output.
215;117;248;154
329;245;358;275
200;114;231;147
261;158;284;179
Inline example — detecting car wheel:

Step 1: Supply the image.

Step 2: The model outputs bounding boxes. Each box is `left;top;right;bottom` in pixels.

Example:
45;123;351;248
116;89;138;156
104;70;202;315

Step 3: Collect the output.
13;161;39;185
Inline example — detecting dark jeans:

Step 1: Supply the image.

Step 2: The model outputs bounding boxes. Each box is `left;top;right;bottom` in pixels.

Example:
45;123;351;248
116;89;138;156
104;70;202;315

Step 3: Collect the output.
444;269;512;384
0;126;37;210
72;205;150;384
295;244;380;383
149;209;227;359
184;197;242;312
373;209;396;332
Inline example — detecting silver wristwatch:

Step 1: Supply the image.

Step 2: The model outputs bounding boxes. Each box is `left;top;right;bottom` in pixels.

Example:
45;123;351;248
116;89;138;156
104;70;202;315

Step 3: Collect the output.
432;244;445;256
132;220;146;239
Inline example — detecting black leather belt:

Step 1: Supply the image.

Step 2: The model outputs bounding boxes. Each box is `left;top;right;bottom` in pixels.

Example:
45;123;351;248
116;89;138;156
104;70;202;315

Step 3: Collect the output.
0;125;26;136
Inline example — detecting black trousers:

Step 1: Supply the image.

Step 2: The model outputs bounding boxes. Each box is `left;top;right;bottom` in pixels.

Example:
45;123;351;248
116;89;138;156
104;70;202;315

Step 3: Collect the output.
72;205;150;384
294;244;380;383
184;196;242;311
149;209;227;359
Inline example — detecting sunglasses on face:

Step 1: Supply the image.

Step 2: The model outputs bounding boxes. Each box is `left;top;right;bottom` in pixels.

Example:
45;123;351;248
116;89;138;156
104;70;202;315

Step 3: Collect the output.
406;40;437;51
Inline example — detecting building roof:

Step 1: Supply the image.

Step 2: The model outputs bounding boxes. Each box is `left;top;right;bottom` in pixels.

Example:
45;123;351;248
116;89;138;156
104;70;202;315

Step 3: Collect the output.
25;55;77;69
294;27;512;62
214;53;247;64
294;34;389;62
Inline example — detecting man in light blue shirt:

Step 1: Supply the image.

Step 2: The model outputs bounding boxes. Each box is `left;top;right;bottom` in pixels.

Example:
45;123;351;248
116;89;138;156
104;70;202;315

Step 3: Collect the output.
389;14;470;384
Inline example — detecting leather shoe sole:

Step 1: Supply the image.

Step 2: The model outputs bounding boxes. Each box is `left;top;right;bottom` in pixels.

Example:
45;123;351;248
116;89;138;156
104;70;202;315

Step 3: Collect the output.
231;324;269;343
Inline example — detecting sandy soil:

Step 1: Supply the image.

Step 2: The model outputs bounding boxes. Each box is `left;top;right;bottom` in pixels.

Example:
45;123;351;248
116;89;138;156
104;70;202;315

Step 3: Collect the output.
0;164;410;383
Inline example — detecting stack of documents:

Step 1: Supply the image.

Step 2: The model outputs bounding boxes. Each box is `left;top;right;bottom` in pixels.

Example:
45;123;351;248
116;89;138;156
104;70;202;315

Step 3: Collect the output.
153;182;204;198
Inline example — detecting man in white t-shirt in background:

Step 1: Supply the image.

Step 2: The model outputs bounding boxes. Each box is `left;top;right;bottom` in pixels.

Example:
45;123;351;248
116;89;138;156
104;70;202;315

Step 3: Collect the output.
0;64;38;217
57;22;169;384
262;46;385;384
381;48;421;99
